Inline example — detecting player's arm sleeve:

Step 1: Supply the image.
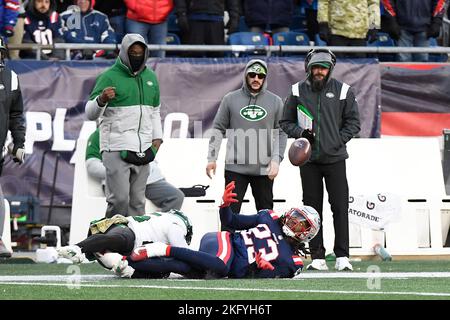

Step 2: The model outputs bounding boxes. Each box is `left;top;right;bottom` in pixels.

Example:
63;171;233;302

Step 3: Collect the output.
151;78;163;140
340;86;361;143
219;206;260;230
279;92;302;139
207;96;229;162
85;74;112;120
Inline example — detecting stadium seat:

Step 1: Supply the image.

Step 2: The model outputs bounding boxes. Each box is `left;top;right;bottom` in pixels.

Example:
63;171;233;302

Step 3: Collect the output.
272;31;310;56
314;33;327;46
227;32;269;57
166;33;181;57
367;32;396;62
428;37;448;62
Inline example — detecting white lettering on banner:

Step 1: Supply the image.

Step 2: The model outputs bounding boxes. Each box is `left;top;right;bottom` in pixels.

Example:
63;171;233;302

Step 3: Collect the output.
25;111;52;154
163;112;189;139
52;108;76;151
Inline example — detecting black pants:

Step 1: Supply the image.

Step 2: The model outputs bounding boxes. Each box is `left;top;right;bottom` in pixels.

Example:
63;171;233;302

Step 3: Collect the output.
77;225;136;257
183;20;224;57
328;34;367;58
300;160;349;259
224;170;274;219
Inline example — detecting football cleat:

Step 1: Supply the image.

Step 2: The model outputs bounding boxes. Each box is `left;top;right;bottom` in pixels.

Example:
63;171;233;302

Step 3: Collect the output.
130;242;169;261
57;245;85;264
335;257;353;271
306;259;329;271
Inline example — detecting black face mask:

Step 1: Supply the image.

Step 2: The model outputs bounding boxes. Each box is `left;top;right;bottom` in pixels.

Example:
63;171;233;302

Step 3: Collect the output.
129;54;144;72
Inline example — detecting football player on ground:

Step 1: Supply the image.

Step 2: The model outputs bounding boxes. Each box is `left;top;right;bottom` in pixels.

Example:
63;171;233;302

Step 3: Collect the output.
114;181;321;279
57;210;192;278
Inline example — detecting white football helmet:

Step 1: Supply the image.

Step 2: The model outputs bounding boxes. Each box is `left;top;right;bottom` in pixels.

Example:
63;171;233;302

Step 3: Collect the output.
281;206;320;243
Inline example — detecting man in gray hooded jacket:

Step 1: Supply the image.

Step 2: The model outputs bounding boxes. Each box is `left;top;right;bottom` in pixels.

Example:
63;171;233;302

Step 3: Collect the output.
280;49;360;272
206;59;287;226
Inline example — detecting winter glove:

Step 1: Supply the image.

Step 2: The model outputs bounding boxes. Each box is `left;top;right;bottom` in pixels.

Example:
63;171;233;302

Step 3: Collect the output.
318;22;330;43
427;18;442;38
301;129;315;145
255;252;274;270
386;16;400;41
10;144;25;164
226;17;239;34
367;29;379;43
177;13;189;35
219;181;239;208
3;26;14;37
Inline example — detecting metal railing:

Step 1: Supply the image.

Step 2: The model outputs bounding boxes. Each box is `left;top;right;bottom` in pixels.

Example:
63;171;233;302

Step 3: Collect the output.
6;43;450;60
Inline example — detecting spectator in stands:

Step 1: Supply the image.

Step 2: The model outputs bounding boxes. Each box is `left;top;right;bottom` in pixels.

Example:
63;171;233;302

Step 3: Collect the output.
318;0;380;58
85;34;164;218
0;38;26;258
241;0;294;34
60;0;117;60
301;0;319;42
174;0;239;57
0;0;19;49
124;0;173;58
86;128;184;212
280;49;360;271
21;0;65;60
8;0;24;59
382;0;446;62
206;59;287;231
94;0;126;42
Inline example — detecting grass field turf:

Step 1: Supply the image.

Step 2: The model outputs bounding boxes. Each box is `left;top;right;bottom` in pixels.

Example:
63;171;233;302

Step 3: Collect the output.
1;260;450;300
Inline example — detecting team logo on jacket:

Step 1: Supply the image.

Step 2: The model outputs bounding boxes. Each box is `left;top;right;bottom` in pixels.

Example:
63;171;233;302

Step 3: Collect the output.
147;81;153;87
0;84;4;90
240;105;267;121
326;92;335;98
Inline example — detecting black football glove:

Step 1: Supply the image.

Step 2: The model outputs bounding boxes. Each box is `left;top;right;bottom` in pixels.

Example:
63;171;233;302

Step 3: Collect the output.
11;144;25;164
301;129;315;145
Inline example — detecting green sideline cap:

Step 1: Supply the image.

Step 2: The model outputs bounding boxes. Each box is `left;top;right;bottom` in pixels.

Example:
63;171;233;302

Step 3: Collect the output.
247;63;267;75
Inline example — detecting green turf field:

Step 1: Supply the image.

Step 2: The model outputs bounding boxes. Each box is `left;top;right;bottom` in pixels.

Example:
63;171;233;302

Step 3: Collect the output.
1;260;450;300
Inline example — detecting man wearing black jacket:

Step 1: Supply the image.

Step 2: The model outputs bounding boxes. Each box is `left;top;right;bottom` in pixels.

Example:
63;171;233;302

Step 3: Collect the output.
0;38;26;258
174;0;239;57
279;49;360;271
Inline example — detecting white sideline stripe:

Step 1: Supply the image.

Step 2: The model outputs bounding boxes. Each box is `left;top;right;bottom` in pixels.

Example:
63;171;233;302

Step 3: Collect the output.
1;281;450;297
2;272;450;282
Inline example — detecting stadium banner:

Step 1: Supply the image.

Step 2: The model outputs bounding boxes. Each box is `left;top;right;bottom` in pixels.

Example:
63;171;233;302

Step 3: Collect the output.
1;58;380;207
348;193;402;230
381;63;450;136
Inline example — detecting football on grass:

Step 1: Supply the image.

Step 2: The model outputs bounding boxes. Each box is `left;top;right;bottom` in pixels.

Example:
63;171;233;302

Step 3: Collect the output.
288;138;311;166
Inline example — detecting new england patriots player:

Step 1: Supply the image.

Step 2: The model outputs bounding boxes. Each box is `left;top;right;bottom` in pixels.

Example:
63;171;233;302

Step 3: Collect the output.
116;181;320;279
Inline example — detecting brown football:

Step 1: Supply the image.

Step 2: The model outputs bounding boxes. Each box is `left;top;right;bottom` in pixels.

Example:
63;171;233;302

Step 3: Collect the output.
288;138;311;166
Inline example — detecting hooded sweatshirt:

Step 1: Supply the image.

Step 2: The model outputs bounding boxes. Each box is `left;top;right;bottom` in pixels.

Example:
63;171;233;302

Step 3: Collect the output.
208;59;287;176
85;33;163;153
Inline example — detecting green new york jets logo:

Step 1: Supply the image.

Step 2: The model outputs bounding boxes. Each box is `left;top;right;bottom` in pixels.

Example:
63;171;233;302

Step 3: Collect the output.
240;105;267;121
